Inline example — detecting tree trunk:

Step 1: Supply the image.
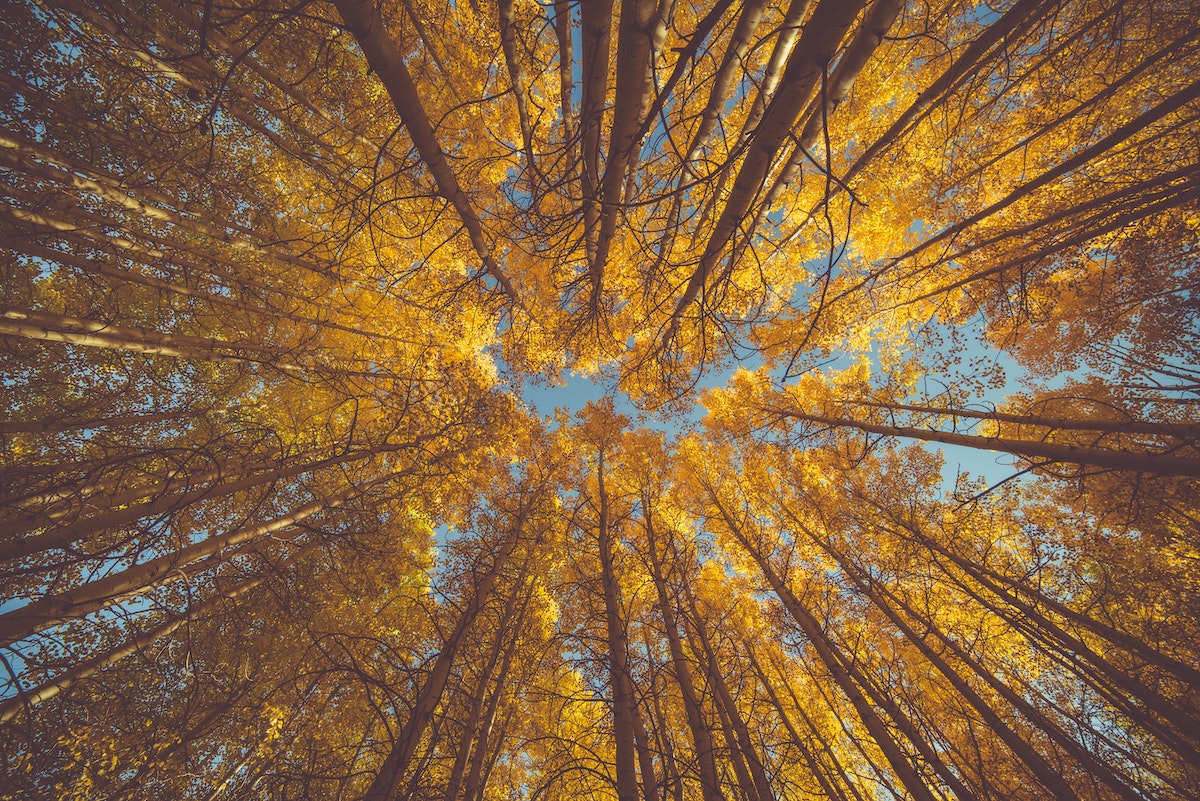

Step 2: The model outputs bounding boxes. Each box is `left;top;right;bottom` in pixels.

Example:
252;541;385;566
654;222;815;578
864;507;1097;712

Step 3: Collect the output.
362;503;529;801
0;440;427;562
707;493;940;801
744;646;855;801
0;570;270;724
664;0;866;348
771;407;1200;478
681;581;774;801
446;574;533;801
332;0;517;302
644;513;725;801
0;480;366;647
802;528;1087;801
579;0;614;269
598;451;642;801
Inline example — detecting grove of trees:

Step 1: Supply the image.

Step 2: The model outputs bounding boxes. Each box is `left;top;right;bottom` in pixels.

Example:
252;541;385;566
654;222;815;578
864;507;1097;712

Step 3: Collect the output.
1;0;1197;798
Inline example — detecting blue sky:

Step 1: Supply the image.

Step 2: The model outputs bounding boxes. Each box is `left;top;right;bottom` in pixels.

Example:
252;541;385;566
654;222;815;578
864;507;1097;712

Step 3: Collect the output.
517;345;1029;497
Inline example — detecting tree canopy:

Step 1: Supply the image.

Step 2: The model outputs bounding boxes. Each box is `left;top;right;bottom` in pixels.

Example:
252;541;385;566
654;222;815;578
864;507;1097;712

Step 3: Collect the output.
1;0;1198;799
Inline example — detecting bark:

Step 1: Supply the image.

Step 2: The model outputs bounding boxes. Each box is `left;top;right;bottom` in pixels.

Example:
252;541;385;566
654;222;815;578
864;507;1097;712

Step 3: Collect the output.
756;0;903;221
446;575;533;801
464;712;512;801
0;407;200;436
705;493;940;801
396;0;457;99
641;0;737;267
3;236;419;350
896;76;1200;264
896;182;1200;308
677;0;771;182
838;0;1054;192
0;436;431;562
641;625;684;801
852;551;1148;801
838;397;1200;440
0;569;271;724
770;407;1200;478
47;0;368;185
776;651;873;801
847;491;1200;769
597;451;641;801
631;691;660;801
0;306;402;381
913;535;1200;757
681;582;774;801
361;503;529;801
643;512;724;801
499;0;535;163
740;0;813;140
0;191;341;318
0;307;285;364
664;0;866;349
705;666;760;801
654;0;772;278
825;161;1199;303
591;0;661;302
332;0;518;302
631;0;735;150
552;0;576;145
158;0;383;156
579;0;614;268
0;131;346;282
942;558;1200;770
0;460;294;560
909;529;1200;686
4;455;260;531
0;479;368;647
958;25;1200;187
797;524;1087;801
744;647;854;801
921;163;1200;271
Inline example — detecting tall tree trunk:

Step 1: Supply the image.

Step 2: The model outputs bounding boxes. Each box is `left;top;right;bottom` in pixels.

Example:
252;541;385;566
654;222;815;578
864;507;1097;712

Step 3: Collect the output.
642;625;685;801
332;0;517;302
631;686;661;801
895;76;1200;264
0;439;429;562
552;0;575;146
0;570;271;724
846;544;1149;801
706;492;941;801
446;574;533;801
664;0;866;349
597;451;641;801
836;398;1200;439
749;0;902;238
643;512;725;801
790;518;1088;801
362;504;529;801
579;0;614;269
0;480;373;647
744;646;855;801
769;407;1200;478
498;0;535;164
680;581;774;801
